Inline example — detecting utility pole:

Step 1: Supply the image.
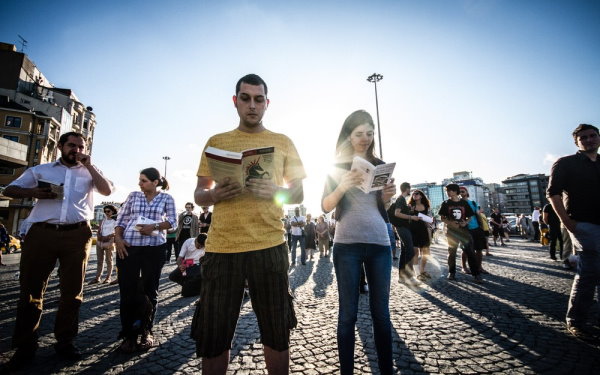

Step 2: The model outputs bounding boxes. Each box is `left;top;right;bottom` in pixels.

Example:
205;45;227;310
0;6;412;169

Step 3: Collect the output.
366;73;383;158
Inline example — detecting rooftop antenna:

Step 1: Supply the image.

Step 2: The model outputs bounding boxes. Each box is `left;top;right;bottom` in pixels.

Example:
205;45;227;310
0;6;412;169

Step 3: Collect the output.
17;35;28;52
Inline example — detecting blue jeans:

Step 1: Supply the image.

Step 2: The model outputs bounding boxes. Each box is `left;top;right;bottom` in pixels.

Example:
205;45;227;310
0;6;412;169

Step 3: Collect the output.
333;243;393;375
290;235;306;265
386;223;396;254
566;222;600;327
396;226;414;278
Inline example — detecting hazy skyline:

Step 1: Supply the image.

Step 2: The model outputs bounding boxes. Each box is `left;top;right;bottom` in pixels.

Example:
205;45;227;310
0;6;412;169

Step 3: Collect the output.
1;0;599;214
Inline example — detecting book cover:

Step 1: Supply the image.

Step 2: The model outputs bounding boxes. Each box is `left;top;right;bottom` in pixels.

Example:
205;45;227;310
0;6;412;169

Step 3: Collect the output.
205;146;275;187
351;156;396;193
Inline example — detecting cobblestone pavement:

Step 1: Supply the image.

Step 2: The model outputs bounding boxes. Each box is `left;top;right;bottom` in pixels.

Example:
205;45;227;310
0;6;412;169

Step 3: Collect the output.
1;238;599;374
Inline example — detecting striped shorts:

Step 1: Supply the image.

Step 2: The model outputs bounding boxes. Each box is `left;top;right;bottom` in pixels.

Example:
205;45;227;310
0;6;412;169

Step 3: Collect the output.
191;242;297;358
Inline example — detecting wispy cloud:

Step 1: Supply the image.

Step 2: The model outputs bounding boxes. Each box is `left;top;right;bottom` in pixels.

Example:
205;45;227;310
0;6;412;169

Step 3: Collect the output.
543;153;559;165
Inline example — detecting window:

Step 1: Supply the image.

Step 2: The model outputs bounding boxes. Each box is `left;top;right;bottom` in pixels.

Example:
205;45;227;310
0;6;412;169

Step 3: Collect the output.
5;116;22;128
3;135;19;142
0;167;14;175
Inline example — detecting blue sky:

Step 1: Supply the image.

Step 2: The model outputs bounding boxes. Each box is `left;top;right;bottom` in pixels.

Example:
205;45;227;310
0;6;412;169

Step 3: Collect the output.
1;0;599;214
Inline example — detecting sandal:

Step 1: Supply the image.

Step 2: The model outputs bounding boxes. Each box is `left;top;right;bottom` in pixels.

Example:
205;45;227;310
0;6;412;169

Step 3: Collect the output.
119;338;137;353
139;333;154;351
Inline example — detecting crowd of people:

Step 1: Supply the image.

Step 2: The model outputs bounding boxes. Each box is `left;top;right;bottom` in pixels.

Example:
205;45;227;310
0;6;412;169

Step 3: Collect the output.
2;73;598;375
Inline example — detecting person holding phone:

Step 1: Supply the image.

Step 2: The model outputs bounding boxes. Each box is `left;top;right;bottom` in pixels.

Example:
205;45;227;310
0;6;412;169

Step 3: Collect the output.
3;132;113;370
169;233;206;297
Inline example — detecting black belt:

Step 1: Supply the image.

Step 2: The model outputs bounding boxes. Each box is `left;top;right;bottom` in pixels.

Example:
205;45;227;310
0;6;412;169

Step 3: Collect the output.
34;221;88;231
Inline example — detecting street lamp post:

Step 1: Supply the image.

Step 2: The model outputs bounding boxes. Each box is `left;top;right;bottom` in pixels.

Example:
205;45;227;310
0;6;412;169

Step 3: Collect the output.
162;156;171;178
366;73;383;158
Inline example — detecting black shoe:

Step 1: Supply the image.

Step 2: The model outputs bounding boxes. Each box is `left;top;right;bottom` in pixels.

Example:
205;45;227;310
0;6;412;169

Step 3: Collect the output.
55;342;82;360
7;343;38;371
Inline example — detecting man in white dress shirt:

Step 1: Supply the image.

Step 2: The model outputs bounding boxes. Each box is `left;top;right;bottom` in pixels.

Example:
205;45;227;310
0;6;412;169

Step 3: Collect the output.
169;233;206;297
3;132;114;370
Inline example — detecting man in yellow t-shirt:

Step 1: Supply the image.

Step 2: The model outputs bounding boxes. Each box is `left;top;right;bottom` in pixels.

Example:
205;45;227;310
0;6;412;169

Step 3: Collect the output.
192;74;305;375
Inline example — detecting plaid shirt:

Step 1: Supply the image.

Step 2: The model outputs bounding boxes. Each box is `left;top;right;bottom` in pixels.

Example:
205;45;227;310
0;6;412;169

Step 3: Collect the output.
115;191;177;247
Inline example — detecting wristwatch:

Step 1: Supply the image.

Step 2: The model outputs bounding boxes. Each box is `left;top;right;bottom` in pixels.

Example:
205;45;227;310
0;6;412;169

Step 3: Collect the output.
154;223;160;230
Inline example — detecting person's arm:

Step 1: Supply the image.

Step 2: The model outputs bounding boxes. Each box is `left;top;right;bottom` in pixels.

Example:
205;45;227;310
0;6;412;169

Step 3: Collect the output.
82;161;114;196
194;176;243;206
394;197;420;222
3;168;56;199
322;170;363;213
549;195;576;232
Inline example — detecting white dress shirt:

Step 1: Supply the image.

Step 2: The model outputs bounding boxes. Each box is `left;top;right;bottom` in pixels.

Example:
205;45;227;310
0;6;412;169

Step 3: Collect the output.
178;237;205;264
9;160;107;224
290;215;305;236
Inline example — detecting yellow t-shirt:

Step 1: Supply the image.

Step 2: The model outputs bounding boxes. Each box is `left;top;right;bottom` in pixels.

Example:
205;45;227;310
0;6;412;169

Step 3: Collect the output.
197;129;306;253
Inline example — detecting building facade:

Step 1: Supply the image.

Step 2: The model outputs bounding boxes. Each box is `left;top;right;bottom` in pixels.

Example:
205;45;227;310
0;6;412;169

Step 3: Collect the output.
501;174;549;215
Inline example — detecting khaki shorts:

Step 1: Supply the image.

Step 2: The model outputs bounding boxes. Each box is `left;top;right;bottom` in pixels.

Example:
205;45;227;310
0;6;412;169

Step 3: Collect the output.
191;242;296;358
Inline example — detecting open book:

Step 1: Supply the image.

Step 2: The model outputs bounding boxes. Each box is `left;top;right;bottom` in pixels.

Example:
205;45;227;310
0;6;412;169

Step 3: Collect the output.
204;146;275;187
351;156;396;193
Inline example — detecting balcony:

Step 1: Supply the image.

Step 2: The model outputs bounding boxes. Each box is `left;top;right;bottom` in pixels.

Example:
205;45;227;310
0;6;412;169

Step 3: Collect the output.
0;137;28;168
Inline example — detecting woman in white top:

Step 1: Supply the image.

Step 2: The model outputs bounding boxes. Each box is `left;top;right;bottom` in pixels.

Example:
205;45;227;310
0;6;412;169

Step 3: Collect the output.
90;205;118;284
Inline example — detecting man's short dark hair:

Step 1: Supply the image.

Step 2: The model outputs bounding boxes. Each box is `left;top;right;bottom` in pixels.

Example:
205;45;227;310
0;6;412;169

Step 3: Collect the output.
572;124;599;141
236;74;268;96
58;132;85;146
400;182;411;193
445;184;460;194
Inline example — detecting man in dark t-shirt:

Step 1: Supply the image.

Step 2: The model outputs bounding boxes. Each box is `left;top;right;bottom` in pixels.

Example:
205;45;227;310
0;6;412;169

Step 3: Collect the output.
199;206;212;234
392;182;418;285
438;184;481;283
176;202;199;258
489;208;506;247
547;124;600;339
542;203;563;260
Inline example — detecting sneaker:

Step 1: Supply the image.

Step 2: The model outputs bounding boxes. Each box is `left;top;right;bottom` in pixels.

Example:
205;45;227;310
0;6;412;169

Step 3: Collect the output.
501;243;507;247
447;273;456;281
54;342;82;360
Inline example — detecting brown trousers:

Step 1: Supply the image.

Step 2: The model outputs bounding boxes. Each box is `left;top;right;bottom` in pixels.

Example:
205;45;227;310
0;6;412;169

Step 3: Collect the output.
12;223;92;348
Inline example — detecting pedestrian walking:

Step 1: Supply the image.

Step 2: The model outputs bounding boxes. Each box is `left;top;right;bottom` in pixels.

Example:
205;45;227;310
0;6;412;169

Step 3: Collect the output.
315;215;330;257
547;123;600;340
89;204;118;284
407;189;433;281
390;182;419;286
114;167;177;353
438;184;482;283
3;132;113;370
321;109;396;375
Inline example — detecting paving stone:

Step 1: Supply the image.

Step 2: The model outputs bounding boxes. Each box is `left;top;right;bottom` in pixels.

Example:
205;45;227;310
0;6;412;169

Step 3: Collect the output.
1;239;600;373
